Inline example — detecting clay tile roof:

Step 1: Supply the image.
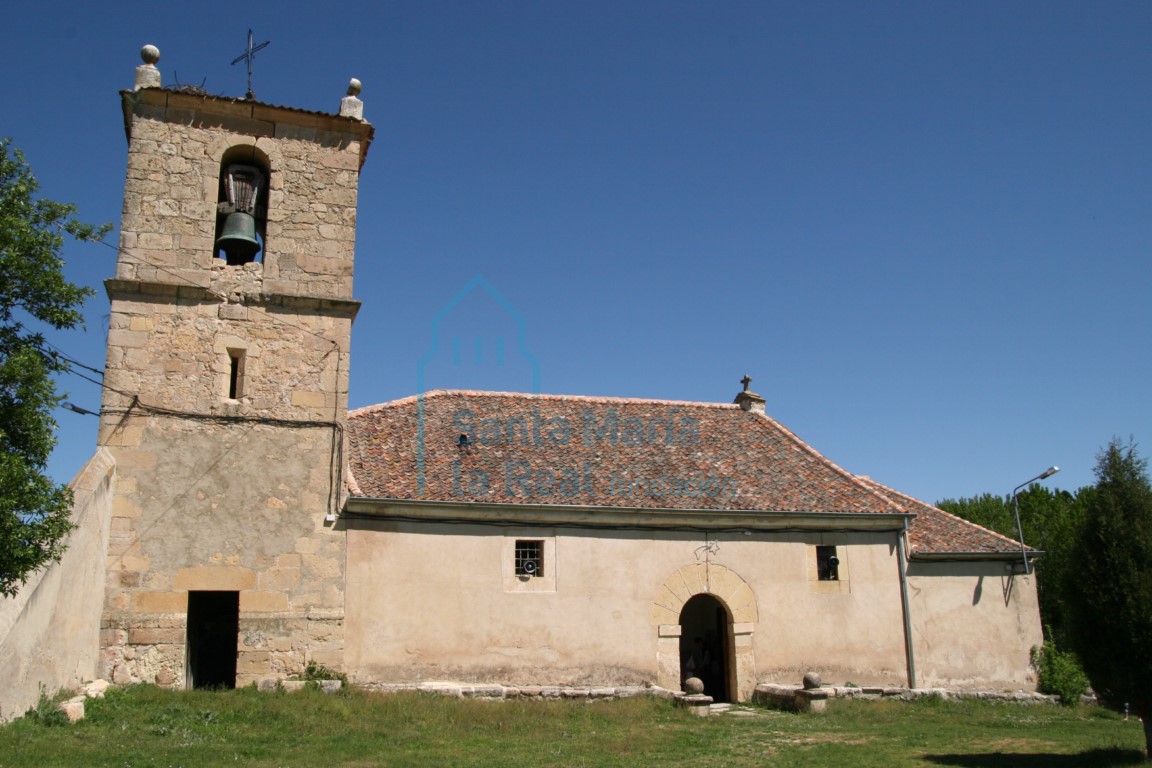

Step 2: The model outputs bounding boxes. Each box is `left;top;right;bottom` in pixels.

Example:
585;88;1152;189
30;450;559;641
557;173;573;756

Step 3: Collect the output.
855;476;1026;556
346;391;1027;555
346;390;902;514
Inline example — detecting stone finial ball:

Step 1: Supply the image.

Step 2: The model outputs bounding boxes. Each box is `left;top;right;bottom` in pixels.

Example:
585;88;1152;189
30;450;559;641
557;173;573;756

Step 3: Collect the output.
140;45;160;65
683;677;705;695
802;671;822;690
347;78;362;97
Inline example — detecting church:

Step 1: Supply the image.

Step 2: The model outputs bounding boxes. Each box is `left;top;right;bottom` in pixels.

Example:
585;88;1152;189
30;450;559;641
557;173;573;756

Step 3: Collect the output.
1;46;1043;714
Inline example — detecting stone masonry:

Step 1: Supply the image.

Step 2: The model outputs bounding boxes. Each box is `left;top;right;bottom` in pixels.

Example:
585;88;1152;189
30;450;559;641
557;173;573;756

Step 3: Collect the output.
98;50;373;687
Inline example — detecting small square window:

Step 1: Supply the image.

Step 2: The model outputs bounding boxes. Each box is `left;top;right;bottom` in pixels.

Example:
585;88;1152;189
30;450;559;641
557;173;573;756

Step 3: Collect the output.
816;545;839;581
515;540;543;578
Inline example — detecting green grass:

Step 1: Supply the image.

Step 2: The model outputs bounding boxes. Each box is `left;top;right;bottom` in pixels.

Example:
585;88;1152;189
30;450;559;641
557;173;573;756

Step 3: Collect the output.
0;685;1145;767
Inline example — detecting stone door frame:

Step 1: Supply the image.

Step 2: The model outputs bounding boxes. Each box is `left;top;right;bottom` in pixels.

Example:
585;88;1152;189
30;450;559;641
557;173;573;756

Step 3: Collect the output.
651;563;758;701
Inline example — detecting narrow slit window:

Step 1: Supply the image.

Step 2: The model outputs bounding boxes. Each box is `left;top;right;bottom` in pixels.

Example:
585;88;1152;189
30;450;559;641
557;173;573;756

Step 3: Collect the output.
515;540;543;578
228;349;246;400
816;545;840;581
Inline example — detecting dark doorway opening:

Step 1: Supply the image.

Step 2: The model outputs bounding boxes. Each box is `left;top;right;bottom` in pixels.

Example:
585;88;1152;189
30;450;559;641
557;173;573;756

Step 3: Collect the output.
678;593;733;702
186;591;239;689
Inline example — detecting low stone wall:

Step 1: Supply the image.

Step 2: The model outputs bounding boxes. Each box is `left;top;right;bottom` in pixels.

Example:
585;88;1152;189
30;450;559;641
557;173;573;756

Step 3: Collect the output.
753;682;1062;709
355;681;672;700
0;450;116;722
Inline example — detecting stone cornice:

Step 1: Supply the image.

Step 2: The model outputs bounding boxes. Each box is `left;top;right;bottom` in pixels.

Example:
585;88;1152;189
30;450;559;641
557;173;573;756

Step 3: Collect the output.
105;278;361;318
120;88;375;167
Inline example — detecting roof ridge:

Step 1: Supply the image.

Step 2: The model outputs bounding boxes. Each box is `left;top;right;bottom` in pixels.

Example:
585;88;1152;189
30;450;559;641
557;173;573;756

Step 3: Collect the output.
745;411;908;514
348;389;742;418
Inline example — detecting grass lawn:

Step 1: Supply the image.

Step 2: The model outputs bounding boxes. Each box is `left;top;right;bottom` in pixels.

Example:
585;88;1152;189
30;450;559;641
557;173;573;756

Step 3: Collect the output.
0;685;1145;767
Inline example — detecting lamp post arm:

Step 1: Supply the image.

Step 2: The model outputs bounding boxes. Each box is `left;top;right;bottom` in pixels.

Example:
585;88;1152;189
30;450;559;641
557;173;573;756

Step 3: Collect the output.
1010;467;1060;576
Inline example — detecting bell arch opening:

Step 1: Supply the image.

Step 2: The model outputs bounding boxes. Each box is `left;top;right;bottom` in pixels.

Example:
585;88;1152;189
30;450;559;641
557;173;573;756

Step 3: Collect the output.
214;145;270;265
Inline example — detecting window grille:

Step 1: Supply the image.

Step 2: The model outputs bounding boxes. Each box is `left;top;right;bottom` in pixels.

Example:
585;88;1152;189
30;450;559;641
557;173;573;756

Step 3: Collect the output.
515;540;544;577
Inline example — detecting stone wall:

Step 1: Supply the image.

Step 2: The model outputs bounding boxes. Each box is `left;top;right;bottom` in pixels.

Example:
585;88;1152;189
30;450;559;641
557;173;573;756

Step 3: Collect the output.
95;89;368;687
99;418;346;687
115;88;369;301
0;450;115;722
99;281;354;428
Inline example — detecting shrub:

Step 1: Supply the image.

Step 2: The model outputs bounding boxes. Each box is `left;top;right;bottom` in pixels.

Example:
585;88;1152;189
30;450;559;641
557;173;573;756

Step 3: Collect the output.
302;660;348;685
1031;639;1089;706
23;686;69;727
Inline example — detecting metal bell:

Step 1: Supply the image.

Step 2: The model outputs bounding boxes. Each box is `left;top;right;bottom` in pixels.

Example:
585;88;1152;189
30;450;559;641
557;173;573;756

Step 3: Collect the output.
216;212;262;265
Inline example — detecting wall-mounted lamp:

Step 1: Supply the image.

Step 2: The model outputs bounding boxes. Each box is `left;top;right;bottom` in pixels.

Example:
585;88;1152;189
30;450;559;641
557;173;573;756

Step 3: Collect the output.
1012;466;1060;575
62;402;99;417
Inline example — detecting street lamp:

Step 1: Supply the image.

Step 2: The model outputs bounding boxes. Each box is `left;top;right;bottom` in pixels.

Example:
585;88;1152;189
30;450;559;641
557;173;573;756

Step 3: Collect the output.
1011;466;1060;575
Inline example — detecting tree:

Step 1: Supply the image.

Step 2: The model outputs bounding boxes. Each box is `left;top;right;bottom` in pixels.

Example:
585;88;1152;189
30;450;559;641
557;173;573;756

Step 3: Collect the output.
936;492;1016;536
0;138;106;598
1066;439;1152;758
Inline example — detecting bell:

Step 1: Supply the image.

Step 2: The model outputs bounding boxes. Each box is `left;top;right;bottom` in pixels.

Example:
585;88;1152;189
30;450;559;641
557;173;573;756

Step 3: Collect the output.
216;212;262;265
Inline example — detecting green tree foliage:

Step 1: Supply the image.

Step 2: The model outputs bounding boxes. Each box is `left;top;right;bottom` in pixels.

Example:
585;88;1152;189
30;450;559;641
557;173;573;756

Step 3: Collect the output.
1066;439;1152;757
0;138;106;597
1030;635;1089;706
936;492;1015;536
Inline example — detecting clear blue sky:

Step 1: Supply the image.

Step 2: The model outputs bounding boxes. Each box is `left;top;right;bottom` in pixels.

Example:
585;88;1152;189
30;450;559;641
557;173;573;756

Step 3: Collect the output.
3;1;1149;505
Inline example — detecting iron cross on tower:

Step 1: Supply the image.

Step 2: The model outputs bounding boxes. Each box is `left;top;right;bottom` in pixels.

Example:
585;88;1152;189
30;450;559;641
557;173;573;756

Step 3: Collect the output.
231;30;270;100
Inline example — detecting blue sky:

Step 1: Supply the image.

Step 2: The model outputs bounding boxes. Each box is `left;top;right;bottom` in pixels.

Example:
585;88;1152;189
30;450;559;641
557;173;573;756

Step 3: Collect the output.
2;1;1149;505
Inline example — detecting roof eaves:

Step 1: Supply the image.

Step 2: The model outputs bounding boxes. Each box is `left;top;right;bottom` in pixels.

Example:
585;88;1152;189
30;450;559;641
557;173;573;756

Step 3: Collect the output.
343;495;914;531
910;549;1044;562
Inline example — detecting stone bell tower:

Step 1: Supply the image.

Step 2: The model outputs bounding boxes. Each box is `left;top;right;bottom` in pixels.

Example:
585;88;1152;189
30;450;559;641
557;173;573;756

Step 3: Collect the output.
98;45;373;688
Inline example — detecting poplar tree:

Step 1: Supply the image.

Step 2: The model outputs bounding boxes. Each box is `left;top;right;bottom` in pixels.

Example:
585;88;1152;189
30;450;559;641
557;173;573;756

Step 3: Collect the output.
1067;439;1152;758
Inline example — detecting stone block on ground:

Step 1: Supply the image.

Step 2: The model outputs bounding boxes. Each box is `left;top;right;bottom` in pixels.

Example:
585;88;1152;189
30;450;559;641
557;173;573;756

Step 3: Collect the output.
676;694;713;716
795;688;829;713
82;680;110;699
59;697;86;722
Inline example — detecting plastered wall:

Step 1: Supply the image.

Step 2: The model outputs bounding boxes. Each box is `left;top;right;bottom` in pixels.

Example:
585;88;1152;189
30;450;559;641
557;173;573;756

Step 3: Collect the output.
0;450;115;721
344;519;913;700
907;560;1043;689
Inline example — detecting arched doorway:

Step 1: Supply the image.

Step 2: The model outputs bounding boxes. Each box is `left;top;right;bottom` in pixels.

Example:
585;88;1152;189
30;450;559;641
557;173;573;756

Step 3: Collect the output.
679;594;733;702
651;563;757;701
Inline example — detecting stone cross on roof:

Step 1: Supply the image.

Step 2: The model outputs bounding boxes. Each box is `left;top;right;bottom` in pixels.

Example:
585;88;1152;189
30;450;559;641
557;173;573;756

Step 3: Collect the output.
735;374;764;413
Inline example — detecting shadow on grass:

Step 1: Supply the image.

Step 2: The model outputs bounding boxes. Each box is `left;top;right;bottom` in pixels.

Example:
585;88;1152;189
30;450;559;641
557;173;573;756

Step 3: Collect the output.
924;748;1145;767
